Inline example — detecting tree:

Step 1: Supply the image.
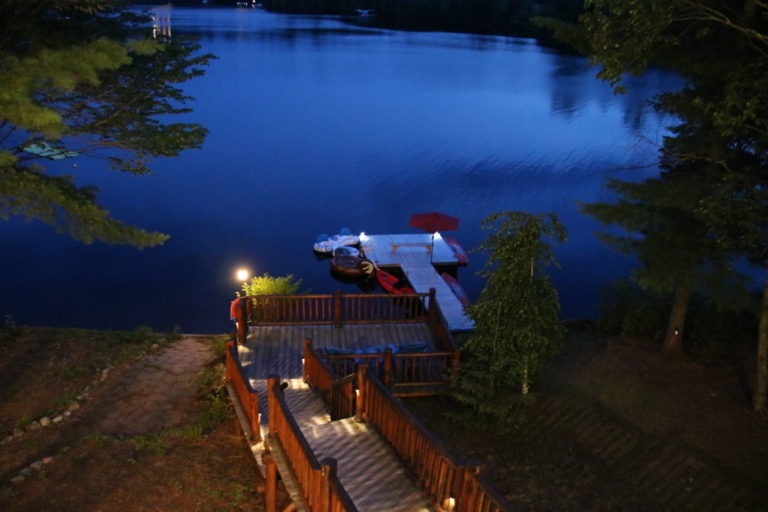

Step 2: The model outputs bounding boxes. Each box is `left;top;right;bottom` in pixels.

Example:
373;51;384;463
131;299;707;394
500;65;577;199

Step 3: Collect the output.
452;212;566;428
582;168;750;355
575;0;768;411
0;0;212;248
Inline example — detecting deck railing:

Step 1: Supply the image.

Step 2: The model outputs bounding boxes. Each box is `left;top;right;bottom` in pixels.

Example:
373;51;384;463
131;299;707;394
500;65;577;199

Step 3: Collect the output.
305;339;459;398
356;365;512;512
250;291;428;326
225;340;261;442
234;290;457;351
303;340;356;420
266;375;358;512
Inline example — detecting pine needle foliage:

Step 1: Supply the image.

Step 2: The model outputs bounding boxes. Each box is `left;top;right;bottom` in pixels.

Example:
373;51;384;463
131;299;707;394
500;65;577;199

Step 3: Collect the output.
452;212;566;430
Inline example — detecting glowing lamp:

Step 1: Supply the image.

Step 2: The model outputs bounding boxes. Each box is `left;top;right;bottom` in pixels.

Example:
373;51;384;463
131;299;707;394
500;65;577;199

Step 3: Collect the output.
236;268;250;282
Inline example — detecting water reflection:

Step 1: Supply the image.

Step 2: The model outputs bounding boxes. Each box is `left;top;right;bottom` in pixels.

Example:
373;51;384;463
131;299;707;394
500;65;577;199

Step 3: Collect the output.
0;6;679;332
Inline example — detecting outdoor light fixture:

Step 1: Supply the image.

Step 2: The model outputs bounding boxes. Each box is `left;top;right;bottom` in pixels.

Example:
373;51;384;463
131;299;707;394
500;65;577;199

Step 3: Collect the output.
359;232;368;242
445;497;456;511
236;268;249;281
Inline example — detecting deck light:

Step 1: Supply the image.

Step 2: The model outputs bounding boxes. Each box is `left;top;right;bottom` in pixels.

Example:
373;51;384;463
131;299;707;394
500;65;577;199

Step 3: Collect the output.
236;268;250;282
359;232;368;242
446;497;456;511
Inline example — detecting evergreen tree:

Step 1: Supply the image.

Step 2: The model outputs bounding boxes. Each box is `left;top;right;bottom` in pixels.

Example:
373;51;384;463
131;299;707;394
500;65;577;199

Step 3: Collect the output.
452;212;565;429
573;0;768;411
0;0;212;247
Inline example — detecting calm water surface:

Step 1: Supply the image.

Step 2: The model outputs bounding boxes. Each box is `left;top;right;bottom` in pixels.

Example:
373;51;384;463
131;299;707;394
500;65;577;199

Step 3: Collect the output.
0;7;678;333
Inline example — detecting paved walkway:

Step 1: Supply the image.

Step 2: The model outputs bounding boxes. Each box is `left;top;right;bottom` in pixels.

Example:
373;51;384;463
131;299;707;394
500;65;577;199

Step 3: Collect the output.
95;337;216;436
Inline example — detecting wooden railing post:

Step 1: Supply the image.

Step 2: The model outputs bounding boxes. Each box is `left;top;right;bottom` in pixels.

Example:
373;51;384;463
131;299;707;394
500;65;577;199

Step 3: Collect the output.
383;348;393;387
267;374;279;436
250;393;261;442
457;463;481;512
333;290;343;328
263;452;277;512
320;457;338;512
303;339;312;382
355;364;369;423
238;297;249;344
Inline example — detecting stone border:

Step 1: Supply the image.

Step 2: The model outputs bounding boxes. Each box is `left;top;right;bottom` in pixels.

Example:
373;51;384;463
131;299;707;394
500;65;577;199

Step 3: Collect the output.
1;365;113;447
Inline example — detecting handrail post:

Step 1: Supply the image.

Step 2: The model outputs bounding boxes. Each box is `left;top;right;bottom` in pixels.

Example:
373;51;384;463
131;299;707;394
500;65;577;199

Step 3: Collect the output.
250;393;261;442
355;364;369;423
427;287;437;327
303;339;312;382
457;463;481;512
263;452;277;512
333;290;343;329
267;374;279;436
237;297;249;344
383;348;393;387
320;457;338;512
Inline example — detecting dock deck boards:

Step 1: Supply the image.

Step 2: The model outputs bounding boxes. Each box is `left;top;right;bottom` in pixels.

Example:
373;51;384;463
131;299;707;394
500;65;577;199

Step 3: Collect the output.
238;326;434;512
361;233;475;332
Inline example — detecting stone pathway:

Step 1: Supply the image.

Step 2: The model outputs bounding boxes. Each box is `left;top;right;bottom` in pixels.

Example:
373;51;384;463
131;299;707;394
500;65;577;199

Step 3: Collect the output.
94;337;216;436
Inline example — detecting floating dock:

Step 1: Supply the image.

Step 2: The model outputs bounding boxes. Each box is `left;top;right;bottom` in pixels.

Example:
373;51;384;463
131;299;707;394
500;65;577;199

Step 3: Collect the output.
361;233;475;332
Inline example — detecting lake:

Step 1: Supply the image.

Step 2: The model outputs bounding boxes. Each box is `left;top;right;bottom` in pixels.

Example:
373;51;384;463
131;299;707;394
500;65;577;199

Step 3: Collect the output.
0;6;678;333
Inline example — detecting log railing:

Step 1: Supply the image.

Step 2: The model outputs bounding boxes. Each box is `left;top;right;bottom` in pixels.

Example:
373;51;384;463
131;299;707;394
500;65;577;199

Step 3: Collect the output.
239;291;429;329
266;375;358;512
303;340;356;420
225;340;260;441
306;339;458;397
355;366;512;512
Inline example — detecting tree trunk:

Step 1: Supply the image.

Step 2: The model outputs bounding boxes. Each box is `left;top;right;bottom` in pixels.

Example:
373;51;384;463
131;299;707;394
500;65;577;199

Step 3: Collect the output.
753;270;768;414
662;285;692;356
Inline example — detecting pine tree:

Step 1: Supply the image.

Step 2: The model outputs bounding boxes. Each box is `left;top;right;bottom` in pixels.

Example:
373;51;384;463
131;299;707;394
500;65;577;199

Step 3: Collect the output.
452;212;565;429
0;0;212;247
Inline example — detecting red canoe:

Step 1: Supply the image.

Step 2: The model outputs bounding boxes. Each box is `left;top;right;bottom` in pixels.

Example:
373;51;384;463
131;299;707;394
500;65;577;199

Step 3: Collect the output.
375;269;415;294
441;273;470;308
443;236;469;265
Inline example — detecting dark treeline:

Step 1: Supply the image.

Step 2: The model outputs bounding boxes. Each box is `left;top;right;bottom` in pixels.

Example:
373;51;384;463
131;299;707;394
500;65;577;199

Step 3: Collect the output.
176;0;583;36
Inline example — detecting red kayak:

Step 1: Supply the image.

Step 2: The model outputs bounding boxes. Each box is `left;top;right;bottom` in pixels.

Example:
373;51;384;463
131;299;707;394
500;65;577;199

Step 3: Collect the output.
375;269;415;294
443;236;469;265
441;273;470;308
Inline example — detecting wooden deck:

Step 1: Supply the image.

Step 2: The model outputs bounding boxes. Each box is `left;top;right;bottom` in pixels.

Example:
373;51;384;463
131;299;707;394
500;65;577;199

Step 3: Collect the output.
237;325;436;512
361;233;475;332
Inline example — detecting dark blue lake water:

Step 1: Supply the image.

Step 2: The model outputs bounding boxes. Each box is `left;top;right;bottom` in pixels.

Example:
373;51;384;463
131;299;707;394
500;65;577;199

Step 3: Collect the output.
0;6;678;333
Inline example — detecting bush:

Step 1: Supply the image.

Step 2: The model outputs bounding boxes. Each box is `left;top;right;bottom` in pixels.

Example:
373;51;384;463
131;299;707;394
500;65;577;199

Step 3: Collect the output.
237;273;303;297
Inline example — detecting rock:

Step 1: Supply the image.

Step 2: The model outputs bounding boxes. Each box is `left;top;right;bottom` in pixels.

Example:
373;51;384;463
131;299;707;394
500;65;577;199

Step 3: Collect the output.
42;456;54;465
63;410;72;417
151;344;160;350
10;475;25;484
39;417;52;427
20;467;32;477
13;428;24;438
27;421;41;431
68;402;80;411
52;415;64;424
30;461;44;471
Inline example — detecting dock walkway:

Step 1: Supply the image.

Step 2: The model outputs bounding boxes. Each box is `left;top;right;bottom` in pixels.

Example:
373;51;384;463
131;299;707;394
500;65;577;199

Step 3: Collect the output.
361;233;474;332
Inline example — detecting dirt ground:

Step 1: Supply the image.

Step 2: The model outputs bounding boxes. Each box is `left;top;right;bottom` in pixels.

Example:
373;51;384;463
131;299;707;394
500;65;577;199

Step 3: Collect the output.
0;328;291;512
406;332;768;511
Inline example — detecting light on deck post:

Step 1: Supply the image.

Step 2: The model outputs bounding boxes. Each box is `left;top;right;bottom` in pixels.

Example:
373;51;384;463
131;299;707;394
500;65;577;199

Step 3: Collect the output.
236;268;250;282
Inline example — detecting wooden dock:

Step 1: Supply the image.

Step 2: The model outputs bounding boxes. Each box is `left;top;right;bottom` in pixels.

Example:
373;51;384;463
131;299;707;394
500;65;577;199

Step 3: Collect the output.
237;326;435;512
361;233;475;332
